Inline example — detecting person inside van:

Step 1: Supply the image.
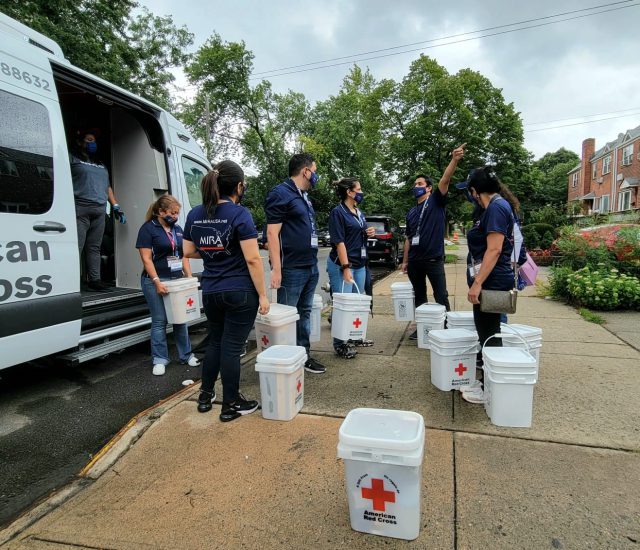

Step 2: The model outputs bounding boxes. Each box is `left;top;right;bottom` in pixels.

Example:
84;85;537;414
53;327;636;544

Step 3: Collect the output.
70;128;125;292
136;195;200;376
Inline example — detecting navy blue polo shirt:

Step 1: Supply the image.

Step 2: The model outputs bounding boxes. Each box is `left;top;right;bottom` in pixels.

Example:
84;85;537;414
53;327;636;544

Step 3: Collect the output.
135;219;185;279
183;202;258;294
264;179;318;269
328;203;368;269
466;196;515;290
405;187;447;262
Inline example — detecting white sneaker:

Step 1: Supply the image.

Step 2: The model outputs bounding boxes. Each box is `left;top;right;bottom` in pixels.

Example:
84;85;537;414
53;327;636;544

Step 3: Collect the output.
186;355;201;367
460;380;482;393
152;364;166;376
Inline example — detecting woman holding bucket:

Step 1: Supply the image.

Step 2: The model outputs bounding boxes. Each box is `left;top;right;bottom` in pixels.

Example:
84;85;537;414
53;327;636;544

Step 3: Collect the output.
460;166;516;403
327;178;376;359
136;195;200;376
183;160;269;422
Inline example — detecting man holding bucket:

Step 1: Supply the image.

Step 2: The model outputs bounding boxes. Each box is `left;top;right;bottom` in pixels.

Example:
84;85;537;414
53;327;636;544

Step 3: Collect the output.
265;153;326;374
401;144;466;340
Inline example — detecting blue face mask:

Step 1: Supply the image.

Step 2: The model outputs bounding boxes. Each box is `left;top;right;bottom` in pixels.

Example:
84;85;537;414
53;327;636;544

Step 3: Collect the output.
353;192;364;204
85;141;97;154
464;189;479;207
308;170;319;188
163;215;178;226
413;186;427;199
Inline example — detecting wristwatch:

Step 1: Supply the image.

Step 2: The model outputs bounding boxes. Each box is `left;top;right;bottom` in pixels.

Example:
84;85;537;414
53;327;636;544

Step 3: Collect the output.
339;263;352;272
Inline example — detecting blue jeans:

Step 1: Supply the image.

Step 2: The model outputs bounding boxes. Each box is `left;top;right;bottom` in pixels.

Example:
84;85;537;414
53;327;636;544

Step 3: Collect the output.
201;290;258;403
278;265;319;354
327;259;366;349
141;276;192;365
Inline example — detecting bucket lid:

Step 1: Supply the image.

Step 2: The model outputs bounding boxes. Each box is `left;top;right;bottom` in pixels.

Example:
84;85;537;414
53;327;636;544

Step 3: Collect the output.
162;276;199;290
256;303;299;323
256;344;307;365
501;323;543;338
390;282;413;291
415;304;446;315
482;347;537;367
485;369;537;385
338;408;425;452
429;328;478;344
313;294;323;306
446;311;474;321
333;293;372;304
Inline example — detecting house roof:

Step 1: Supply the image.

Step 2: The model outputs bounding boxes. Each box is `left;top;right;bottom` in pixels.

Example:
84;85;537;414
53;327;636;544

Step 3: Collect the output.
620;177;639;189
567;163;581;175
580;192;596;200
591;124;640;161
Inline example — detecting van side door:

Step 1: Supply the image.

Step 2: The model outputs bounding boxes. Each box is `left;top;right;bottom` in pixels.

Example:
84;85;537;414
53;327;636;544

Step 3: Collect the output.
0;45;81;369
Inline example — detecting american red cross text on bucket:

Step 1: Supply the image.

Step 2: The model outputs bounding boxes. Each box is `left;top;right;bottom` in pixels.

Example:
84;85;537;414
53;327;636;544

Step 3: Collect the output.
455;363;467;376
361;478;396;512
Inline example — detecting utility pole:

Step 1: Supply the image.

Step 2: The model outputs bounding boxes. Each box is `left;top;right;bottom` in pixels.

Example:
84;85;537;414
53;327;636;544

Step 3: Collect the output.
205;95;211;161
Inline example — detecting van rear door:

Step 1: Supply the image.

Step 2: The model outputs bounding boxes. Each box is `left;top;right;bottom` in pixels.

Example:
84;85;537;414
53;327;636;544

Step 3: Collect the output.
0;40;81;369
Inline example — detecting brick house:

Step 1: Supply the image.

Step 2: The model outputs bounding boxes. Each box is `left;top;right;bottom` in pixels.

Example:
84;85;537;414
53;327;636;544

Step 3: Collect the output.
568;124;640;214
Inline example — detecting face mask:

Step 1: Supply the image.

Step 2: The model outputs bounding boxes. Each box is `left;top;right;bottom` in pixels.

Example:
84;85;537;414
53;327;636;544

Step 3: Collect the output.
464;189;480;207
85;141;97;154
413;186;427;199
163;215;177;226
308;170;319;188
353;192;364;204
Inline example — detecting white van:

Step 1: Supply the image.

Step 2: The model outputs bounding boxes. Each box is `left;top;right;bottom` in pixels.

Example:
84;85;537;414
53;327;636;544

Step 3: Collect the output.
0;13;210;370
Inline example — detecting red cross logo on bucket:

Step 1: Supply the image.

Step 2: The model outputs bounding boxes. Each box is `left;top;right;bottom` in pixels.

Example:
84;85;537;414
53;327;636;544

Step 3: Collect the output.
187;298;194;307
296;380;302;393
455;362;467;376
361;478;395;512
261;335;269;346
352;317;362;329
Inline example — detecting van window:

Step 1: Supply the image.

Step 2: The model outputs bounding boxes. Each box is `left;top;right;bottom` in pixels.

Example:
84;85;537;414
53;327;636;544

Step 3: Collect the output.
182;156;208;207
0;90;53;214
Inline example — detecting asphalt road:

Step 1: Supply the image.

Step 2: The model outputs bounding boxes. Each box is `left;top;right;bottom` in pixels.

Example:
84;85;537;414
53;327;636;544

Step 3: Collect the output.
0;248;392;527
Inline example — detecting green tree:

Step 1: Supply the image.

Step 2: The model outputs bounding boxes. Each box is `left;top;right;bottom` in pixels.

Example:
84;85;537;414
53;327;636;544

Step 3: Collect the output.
529;147;580;214
2;1;193;108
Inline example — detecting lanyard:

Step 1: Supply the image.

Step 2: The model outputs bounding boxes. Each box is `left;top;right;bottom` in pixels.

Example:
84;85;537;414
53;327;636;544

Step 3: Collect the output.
165;227;177;254
286;181;317;233
415;196;430;232
339;203;364;228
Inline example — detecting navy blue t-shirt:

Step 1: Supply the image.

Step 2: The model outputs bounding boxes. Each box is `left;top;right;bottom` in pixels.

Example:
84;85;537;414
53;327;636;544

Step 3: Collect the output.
264;179;318;269
136;219;185;279
183;202;258;294
405;188;447;261
466;196;515;290
328;203;369;269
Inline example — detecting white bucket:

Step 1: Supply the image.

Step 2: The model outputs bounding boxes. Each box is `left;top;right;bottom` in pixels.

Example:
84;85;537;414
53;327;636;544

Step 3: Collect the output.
337;408;425;541
332;293;372;341
255;304;300;351
482;346;538;374
415;304;447;348
483;368;536;428
446;311;474;325
416;319;446;349
501;323;543;366
391;282;415;321
428;329;478;391
161;277;200;324
309;294;323;343
255;345;306;421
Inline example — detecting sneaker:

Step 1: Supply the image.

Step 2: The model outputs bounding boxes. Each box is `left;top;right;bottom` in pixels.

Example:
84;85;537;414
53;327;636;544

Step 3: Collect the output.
197;389;216;413
152;364;165;376
335;343;357;359
354;339;374;347
408;330;418;341
220;393;259;422
184;354;201;367
304;357;326;374
460;382;485;404
87;280;109;292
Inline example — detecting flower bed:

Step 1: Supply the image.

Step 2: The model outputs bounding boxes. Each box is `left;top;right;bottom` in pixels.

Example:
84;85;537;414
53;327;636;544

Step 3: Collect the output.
528;249;554;266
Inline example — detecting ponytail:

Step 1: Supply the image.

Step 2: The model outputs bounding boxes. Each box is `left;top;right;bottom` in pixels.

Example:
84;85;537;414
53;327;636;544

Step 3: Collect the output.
332;177;359;201
201;160;245;217
145;194;181;222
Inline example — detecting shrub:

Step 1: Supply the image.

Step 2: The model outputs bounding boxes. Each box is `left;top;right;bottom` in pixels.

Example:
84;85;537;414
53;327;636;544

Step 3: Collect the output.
565;268;640;310
540;230;555;250
548;266;574;301
522;223;556;251
553;227;615;271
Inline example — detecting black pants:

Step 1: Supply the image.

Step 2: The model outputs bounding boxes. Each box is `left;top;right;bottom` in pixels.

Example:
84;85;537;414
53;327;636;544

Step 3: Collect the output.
407;257;451;310
473;304;502;367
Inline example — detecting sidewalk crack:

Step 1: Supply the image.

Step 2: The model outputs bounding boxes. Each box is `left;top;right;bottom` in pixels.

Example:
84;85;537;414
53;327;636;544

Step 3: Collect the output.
453;432;459;550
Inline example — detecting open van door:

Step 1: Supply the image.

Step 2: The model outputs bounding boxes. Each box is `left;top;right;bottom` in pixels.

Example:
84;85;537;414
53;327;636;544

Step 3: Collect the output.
0;26;81;369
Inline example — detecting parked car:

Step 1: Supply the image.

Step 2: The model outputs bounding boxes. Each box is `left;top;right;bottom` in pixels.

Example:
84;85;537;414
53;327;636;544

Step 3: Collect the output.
366;215;403;266
317;227;331;247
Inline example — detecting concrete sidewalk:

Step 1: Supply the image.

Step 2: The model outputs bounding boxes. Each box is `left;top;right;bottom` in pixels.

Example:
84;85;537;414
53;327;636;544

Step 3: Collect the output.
2;252;639;549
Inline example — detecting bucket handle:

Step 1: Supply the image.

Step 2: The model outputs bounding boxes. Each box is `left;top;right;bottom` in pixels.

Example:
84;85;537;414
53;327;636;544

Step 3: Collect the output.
483;331;530;352
340;280;363;294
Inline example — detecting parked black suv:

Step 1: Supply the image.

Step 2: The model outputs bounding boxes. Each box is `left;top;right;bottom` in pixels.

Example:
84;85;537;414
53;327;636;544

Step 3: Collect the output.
366;215;403;266
317;227;331;247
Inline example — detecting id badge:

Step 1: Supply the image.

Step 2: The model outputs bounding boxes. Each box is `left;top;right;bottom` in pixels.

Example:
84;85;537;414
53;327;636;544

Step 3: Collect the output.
361;247;367;258
411;235;420;246
311;235;319;248
167;255;182;277
468;262;482;278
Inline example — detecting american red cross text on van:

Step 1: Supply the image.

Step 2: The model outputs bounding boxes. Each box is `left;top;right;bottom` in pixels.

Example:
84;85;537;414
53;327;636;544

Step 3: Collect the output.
0;240;53;301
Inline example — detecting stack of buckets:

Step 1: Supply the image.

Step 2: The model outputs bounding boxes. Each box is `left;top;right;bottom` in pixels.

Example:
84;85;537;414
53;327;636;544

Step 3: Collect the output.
501;323;543;366
254;303;300;352
254;345;306;421
414;304;446;349
332;291;372;342
482;335;538;428
428;329;478;391
445;311;476;332
309;293;323;343
391;282;414;321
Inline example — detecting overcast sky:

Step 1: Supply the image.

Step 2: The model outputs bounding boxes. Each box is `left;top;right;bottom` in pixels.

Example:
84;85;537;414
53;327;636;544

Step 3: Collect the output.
142;0;640;160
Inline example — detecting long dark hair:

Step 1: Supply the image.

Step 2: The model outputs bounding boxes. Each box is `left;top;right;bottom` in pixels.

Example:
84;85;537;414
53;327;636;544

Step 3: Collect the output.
201;160;245;217
332;177;359;201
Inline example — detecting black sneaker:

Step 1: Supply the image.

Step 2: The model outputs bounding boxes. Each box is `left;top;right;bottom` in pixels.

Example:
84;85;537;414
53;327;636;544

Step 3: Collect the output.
197;389;216;413
220;393;259;422
304;357;326;374
87;280;110;292
408;330;418;341
354;339;374;347
335;343;357;359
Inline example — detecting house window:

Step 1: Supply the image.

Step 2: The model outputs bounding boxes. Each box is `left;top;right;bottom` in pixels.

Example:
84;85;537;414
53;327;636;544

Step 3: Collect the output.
600;195;610;214
602;155;611;174
622;144;634;166
618;190;631;211
592;163;597;179
593;197;599;212
571;172;579;188
0;159;19;177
